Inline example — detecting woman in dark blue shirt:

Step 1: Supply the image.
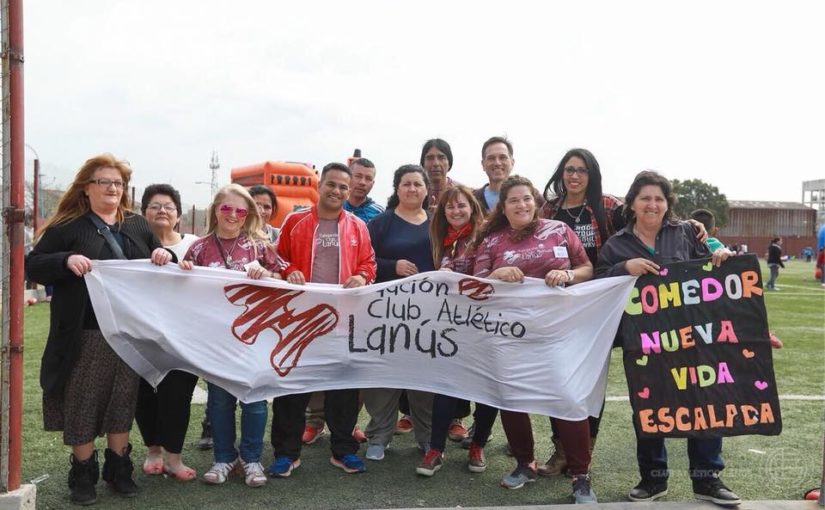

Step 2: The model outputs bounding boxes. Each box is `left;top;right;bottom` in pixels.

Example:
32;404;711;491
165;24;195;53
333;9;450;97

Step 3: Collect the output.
362;165;435;462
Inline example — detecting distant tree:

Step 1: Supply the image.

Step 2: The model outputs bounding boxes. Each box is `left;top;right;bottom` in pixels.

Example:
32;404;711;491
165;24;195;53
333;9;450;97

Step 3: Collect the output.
671;178;729;227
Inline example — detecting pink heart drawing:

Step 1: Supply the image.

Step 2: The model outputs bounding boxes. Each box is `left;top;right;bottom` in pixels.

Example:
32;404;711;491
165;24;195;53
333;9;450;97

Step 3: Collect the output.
659;268;669;276
754;381;768;391
637;387;650;399
742;349;755;359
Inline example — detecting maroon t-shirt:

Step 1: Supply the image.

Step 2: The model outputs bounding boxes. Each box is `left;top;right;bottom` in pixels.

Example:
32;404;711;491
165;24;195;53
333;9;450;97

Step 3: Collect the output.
473;219;588;278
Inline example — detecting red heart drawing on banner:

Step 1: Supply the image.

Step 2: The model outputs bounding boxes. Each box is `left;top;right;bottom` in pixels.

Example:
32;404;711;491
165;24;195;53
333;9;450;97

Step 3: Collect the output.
742;349;755;359
754;381;768;390
224;284;339;377
637;387;650;399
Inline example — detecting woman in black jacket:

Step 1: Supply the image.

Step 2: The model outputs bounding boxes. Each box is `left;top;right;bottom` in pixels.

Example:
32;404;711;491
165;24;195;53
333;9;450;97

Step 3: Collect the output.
26;154;172;505
766;237;784;290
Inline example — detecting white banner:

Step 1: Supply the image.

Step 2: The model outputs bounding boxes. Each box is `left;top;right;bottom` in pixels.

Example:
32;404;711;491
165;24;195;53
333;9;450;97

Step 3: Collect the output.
85;261;636;419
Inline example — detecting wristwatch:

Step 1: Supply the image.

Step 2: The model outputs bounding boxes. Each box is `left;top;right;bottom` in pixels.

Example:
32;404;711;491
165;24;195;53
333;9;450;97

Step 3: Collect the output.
566;270;574;282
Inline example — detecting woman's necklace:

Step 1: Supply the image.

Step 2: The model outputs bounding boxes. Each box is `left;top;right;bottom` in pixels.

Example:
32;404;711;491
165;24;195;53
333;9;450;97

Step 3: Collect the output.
213;232;241;268
561;198;587;224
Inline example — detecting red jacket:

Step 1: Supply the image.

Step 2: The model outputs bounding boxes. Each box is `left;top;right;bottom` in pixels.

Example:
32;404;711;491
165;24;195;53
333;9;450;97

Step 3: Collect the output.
277;206;377;284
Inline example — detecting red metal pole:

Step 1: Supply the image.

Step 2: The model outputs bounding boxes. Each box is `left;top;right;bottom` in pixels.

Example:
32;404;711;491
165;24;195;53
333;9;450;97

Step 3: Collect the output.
5;0;25;492
32;158;39;230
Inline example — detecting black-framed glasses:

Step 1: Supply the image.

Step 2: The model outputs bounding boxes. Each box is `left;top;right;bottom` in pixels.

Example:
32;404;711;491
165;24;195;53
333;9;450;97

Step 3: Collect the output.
89;178;125;189
563;167;589;176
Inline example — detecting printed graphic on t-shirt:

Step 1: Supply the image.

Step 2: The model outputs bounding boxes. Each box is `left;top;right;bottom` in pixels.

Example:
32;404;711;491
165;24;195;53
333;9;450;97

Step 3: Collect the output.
574;222;596;249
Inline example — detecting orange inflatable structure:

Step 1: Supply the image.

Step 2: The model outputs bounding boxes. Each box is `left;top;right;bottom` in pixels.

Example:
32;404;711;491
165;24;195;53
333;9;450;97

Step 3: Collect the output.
231;161;319;227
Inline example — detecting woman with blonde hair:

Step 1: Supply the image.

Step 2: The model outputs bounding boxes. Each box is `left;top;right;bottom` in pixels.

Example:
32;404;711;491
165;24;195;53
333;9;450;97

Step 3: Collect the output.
179;183;283;488
26;153;174;505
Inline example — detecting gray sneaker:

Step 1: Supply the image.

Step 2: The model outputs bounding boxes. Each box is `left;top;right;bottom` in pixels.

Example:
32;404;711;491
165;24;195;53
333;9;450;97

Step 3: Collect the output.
500;463;537;489
572;474;598;504
365;443;386;461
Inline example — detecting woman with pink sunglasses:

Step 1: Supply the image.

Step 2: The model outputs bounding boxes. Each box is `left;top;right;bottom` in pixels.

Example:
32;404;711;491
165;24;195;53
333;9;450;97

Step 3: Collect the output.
179;184;283;487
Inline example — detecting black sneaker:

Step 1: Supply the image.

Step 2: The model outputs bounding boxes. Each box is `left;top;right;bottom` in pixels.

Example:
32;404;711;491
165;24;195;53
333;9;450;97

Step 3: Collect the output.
628;479;668;502
693;476;741;506
196;419;213;450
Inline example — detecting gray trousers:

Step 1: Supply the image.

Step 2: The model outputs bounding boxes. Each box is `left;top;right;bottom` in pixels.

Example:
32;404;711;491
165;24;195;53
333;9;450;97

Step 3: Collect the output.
362;388;433;447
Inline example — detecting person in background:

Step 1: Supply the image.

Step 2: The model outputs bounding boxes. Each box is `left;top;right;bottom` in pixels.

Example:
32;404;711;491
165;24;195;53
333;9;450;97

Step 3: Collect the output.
344;157;385;223
690;209;723;251
473;175;597;503
25;154;174;505
249;185;279;243
416;185;495;477
421;138;460;213
473;136;515;215
269;162;376;477
179;184;283;488
596;170;739;507
766;237;784;291
362;164;435;461
135;184;200;481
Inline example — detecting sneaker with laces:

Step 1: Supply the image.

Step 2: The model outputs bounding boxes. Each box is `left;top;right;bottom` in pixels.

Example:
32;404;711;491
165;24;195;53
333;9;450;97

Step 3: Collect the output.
202;458;239;485
330;453;366;474
351;426;367;444
242;461;267;487
395;415;413;434
416;448;443;477
302;424;325;445
268;455;301;478
572;474;598;504
628;479;668;502
467;442;487;473
500;462;537;489
448;419;468;442
693;476;741;506
365;443;386;461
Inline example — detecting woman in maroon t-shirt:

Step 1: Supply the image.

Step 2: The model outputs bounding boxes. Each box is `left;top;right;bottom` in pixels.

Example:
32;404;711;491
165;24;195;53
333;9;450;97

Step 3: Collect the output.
473;175;598;503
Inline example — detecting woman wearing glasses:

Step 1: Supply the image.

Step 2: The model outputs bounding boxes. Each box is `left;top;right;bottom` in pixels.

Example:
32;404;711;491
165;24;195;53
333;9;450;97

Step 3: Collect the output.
537;149;624;477
179;183;284;488
538;149;706;478
25;154;174;505
135;184;200;481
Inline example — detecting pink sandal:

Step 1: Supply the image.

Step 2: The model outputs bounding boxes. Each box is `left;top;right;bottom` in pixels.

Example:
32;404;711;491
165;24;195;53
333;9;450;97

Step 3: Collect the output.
142;456;164;475
163;464;197;481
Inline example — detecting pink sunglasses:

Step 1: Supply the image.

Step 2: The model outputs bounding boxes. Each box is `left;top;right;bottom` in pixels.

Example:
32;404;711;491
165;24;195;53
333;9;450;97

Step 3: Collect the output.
218;204;249;218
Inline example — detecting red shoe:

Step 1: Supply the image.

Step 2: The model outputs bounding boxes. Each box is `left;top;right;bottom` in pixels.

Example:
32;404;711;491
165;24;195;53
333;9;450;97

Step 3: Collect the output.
448;419;468;442
302;424;325;445
394;415;413;434
352;426;367;444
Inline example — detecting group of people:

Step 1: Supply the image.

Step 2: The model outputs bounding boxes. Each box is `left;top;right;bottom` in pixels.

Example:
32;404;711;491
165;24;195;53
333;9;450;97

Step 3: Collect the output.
27;137;752;507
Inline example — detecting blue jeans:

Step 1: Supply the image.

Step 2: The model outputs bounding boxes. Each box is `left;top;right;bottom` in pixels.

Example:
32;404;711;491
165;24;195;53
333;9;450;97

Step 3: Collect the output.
767;264;780;289
207;383;267;463
636;436;725;482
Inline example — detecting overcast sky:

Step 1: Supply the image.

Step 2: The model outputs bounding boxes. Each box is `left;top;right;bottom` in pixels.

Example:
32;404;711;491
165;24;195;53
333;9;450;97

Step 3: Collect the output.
22;0;825;209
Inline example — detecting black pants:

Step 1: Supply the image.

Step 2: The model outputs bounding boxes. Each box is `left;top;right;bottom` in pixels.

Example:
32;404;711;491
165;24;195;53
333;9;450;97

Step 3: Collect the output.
135;370;198;454
431;394;496;451
271;389;359;460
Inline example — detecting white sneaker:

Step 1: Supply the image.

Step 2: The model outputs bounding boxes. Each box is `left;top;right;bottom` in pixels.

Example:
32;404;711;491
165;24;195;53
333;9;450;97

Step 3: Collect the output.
242;461;267;487
202;458;239;484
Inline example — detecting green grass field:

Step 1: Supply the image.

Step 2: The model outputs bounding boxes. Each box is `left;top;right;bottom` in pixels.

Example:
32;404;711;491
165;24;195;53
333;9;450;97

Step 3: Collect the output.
19;260;825;509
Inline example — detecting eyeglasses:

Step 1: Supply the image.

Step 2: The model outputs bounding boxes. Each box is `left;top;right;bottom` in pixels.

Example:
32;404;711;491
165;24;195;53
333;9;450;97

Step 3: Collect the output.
146;203;177;213
563;167;589;176
218;204;249;218
89;178;125;189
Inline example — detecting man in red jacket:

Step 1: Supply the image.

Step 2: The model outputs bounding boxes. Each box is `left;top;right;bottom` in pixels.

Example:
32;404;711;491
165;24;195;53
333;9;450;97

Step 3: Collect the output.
268;162;377;478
